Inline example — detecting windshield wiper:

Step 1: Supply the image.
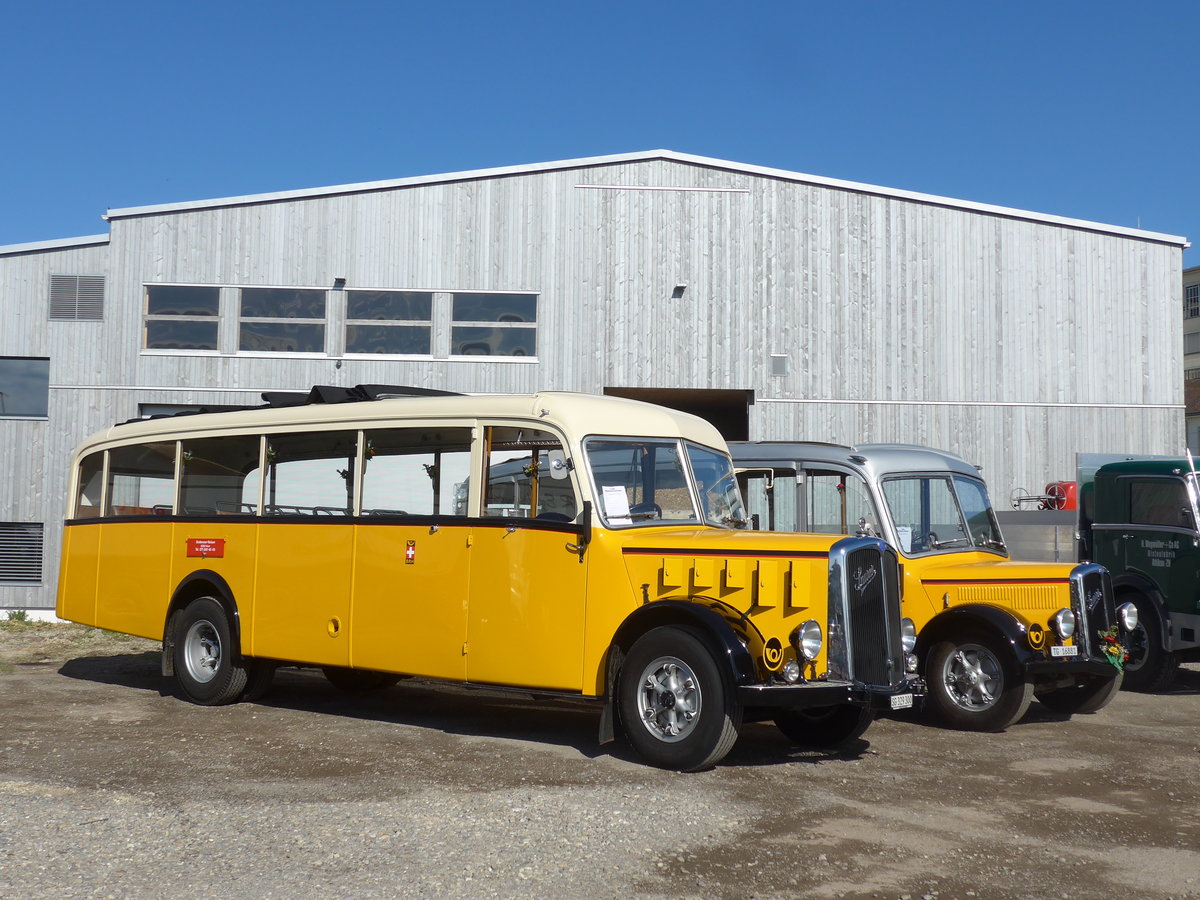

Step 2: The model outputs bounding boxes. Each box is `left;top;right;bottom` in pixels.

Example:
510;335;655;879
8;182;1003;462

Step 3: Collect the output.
928;532;971;550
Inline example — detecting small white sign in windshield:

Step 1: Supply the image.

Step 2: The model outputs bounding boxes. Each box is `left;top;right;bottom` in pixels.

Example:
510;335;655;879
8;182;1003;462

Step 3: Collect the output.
602;485;633;524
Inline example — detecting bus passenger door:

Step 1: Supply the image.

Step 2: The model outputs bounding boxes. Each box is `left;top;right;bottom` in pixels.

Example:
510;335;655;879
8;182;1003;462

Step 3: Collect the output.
251;431;358;667
254;523;353;666
95;442;176;639
465;426;588;691
349;426;474;681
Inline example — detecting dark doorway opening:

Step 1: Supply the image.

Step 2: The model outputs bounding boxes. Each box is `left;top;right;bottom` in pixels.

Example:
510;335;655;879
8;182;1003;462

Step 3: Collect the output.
603;388;753;441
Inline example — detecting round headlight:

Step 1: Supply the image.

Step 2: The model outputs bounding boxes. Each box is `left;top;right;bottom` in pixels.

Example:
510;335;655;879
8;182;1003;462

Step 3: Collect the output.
795;619;823;661
1053;608;1076;641
900;617;917;653
782;659;802;683
1117;601;1139;632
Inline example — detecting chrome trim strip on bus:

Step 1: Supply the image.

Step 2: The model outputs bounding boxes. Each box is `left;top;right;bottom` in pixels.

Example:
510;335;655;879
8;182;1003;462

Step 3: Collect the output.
62;514;587;534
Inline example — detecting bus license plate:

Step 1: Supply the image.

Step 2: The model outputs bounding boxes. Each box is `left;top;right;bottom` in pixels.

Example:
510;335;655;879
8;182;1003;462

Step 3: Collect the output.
890;693;914;710
1051;645;1078;657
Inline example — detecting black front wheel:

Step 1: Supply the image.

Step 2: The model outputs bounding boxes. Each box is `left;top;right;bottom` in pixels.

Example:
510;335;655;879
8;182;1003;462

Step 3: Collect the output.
173;597;249;706
1122;595;1179;693
618;626;741;771
925;634;1033;732
1036;671;1123;715
774;704;874;747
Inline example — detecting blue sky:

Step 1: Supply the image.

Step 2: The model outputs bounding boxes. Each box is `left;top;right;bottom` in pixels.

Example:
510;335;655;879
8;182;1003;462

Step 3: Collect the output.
2;1;1196;264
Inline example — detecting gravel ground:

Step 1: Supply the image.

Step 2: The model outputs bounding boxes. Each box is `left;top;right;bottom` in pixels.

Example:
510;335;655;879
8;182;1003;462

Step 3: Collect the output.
2;623;1199;900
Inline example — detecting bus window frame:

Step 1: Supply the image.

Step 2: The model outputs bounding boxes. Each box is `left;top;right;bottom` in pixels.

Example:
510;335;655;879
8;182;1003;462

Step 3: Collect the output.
70;419;587;530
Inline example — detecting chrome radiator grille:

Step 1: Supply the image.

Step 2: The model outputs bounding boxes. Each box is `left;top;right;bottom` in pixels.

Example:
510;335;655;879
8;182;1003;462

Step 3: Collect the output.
828;538;904;688
1072;563;1114;658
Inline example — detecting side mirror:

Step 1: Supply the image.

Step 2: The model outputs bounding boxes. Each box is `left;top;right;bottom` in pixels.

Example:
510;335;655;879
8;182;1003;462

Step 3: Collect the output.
546;450;571;480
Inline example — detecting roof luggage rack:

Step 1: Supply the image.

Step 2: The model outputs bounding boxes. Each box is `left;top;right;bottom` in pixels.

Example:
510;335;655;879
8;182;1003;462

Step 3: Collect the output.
119;384;462;425
260;384;460;407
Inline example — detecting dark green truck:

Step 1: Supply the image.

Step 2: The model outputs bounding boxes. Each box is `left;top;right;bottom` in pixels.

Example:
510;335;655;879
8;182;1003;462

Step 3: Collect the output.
1078;458;1200;691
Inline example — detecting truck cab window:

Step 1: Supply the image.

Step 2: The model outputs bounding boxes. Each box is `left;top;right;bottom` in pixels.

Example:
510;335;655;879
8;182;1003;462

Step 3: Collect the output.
1129;479;1191;528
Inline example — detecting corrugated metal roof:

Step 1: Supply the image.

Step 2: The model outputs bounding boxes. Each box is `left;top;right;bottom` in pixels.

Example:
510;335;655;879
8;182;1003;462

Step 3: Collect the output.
0;233;109;256
97;150;1187;248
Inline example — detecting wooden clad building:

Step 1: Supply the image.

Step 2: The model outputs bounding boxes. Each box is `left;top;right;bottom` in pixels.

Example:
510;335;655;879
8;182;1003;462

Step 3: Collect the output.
0;150;1188;610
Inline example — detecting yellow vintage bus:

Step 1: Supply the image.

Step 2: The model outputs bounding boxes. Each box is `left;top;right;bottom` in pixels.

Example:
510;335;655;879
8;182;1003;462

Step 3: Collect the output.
58;387;918;770
731;441;1139;732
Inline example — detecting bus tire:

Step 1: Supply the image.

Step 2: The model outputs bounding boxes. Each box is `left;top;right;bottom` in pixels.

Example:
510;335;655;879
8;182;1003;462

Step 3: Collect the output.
1036;670;1123;715
773;704;874;748
925;633;1033;732
618;625;742;771
173;597;249;706
1122;594;1180;693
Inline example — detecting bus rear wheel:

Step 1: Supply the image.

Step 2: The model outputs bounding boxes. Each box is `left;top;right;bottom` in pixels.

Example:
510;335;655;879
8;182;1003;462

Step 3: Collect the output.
1036;670;1123;715
322;666;401;692
774;704;874;747
173;597;249;706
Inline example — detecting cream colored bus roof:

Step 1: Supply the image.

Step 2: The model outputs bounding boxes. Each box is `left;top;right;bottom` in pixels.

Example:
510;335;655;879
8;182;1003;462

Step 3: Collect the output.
74;391;727;456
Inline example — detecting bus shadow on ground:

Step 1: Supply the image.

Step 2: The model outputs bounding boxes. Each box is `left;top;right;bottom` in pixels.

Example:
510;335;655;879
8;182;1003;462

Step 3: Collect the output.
256;668;875;769
58;651;161;690
1164;663;1200;696
57;652;872;769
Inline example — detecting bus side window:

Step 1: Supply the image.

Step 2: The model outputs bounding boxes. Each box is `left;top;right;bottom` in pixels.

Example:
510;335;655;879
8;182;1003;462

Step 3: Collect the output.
740;468;800;532
106;443;176;516
264;431;358;516
180;434;263;515
483;427;578;520
806;469;877;535
361;427;473;517
74;452;105;518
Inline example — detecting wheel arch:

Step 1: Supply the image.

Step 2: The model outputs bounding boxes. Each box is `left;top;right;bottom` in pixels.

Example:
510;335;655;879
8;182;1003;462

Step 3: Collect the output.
597;600;756;745
161;570;243;677
914;605;1036;673
1111;574;1172;646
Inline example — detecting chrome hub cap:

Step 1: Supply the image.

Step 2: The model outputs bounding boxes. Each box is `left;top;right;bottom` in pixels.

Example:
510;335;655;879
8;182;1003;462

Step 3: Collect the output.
636;656;701;743
942;644;1002;711
1125;622;1149;671
183;620;221;684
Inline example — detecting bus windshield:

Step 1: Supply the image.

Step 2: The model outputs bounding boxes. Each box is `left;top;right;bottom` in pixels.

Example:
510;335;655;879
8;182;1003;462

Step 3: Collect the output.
584;439;744;527
687;443;746;528
880;474;1005;556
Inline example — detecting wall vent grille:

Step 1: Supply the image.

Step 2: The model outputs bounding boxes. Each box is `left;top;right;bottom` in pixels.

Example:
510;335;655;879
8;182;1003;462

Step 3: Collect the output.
0;522;44;583
49;274;104;321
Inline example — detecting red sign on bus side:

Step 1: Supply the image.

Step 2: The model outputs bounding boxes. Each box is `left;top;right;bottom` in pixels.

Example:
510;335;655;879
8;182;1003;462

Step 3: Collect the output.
186;538;226;558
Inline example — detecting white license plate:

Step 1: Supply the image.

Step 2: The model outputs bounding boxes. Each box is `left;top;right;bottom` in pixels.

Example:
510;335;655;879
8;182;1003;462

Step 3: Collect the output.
890;692;914;710
1051;645;1079;657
